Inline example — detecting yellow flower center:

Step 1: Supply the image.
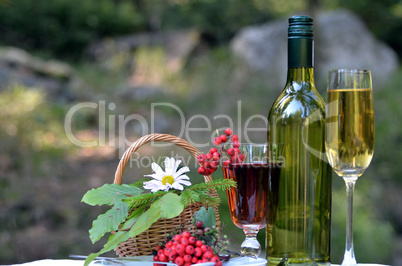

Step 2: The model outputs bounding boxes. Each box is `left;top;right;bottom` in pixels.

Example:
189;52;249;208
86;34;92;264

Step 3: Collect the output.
162;175;175;185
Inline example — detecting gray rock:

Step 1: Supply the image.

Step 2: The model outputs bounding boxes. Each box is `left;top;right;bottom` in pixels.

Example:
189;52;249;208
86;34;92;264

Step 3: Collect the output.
0;46;82;102
231;9;399;90
87;30;200;73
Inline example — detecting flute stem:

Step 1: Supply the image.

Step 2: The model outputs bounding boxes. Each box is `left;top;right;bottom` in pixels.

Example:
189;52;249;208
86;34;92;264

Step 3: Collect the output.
342;177;357;266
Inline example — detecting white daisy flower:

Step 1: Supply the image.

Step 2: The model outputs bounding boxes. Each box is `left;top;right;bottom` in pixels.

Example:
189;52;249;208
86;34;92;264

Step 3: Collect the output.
143;157;191;193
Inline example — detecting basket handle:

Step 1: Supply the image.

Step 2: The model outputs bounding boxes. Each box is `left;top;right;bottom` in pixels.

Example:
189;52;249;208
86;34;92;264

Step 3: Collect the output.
113;133;212;185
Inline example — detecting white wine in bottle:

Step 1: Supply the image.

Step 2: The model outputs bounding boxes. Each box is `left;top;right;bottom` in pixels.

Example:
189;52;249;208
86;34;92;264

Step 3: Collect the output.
266;16;332;266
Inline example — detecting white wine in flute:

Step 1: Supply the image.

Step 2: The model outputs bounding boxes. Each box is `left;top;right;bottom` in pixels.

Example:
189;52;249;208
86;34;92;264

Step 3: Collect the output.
326;88;375;178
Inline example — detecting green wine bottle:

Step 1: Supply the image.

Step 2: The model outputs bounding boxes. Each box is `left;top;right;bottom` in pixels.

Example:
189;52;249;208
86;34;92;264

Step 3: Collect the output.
266;16;332;265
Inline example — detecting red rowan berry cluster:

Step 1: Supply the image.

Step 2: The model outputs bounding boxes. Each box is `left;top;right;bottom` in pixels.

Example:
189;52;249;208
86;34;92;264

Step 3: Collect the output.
153;230;223;266
197;128;246;175
153;220;230;266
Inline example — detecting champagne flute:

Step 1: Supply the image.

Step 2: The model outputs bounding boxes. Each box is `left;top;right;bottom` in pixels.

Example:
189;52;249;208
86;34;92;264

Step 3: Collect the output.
325;69;375;265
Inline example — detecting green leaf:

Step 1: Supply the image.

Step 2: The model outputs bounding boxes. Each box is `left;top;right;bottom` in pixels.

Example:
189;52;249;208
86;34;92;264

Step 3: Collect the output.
153;193;184;219
128;205;162;237
84;206;146;266
195;206;216;228
84;231;130;266
88;200;129;243
82;184;143;206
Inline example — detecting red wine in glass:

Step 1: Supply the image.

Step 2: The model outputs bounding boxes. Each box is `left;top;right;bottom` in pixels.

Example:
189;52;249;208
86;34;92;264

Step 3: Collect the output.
221;143;282;258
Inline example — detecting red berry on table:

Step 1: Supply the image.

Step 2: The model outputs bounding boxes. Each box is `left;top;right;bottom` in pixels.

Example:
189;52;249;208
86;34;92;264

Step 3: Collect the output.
227;148;235;156
188;236;196;245
211;256;221;264
168;253;176;261
164;247;172;256
185;244;194;255
194;247;203;257
173;234;182;242
200;244;208;253
195;240;203;247
203;250;214;259
225;128;232;136
210;147;218;154
182;231;191;238
176;244;184;254
197;154;206;163
181;237;189;246
231;134;239;141
220;134;227;142
175;256;184;266
158;253;167;262
157;249;164;257
183;254;192;263
191;256;198;264
213;137;222;145
153;255;159;261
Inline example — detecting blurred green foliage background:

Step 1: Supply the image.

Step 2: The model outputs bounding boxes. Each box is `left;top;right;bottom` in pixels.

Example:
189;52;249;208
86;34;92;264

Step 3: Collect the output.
0;0;401;265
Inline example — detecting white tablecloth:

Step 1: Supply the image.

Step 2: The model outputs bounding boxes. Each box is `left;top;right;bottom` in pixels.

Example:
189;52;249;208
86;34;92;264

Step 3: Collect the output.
5;258;389;266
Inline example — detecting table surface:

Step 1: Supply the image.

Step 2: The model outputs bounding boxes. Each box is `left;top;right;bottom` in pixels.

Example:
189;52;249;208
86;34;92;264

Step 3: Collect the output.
6;257;390;266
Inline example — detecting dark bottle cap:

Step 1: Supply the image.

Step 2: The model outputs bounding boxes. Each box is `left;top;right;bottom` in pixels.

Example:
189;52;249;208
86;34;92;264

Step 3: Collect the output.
288;16;313;38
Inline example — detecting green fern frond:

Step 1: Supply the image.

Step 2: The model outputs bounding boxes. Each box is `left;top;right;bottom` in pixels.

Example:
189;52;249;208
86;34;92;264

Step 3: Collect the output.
180;189;220;208
180;179;235;207
124;190;168;209
186;179;236;192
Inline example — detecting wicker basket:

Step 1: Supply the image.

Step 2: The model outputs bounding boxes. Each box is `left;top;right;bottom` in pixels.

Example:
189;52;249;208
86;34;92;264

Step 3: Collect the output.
112;133;221;257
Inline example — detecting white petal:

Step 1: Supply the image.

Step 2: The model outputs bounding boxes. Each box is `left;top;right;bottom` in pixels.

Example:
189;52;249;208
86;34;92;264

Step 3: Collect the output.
171;159;182;174
164;183;172;192
173;166;190;178
151;162;165;177
143;179;161;187
143;180;164;192
144;173;162;180
175;174;190;181
177;179;191;187
164;157;174;175
172;182;184;191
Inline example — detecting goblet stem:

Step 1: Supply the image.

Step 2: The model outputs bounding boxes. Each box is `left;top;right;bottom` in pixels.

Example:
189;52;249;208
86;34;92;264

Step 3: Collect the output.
241;228;261;258
342;177;357;266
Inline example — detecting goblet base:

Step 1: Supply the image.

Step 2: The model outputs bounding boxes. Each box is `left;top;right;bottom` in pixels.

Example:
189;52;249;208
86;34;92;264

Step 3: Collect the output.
241;228;261;258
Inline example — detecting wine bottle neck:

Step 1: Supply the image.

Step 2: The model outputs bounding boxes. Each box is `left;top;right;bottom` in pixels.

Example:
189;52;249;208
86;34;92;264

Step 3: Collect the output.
288;37;313;68
286;35;315;90
286;67;314;82
285;67;315;93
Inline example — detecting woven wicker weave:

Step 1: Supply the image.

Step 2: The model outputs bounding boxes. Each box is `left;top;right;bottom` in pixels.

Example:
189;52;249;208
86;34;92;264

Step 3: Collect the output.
113;133;220;257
